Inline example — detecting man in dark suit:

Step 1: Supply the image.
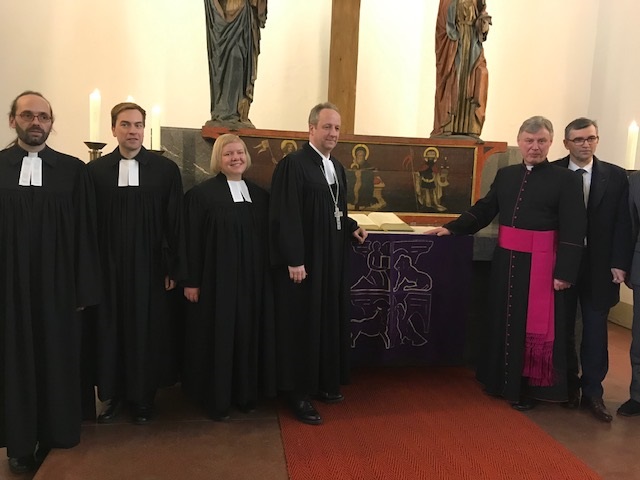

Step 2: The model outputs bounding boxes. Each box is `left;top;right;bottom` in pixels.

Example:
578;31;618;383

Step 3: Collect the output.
619;172;640;416
554;117;632;422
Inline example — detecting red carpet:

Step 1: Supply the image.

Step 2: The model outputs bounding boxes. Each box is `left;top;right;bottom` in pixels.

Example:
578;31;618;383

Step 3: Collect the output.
278;367;601;480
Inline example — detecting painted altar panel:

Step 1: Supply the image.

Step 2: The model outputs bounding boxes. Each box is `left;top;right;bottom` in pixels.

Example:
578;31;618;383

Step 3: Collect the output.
167;126;507;225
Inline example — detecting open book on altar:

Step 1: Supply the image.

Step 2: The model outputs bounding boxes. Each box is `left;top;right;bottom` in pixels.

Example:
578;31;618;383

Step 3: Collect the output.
348;212;415;232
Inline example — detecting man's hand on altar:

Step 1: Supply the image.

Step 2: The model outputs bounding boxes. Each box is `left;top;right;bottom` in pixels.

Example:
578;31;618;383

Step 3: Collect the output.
425;227;451;236
352;227;368;244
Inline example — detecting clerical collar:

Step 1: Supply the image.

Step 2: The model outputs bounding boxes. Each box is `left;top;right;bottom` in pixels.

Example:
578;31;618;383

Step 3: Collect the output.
227;179;252;203
19;151;42;186
118;158;139;186
309;143;336;185
569;159;593;174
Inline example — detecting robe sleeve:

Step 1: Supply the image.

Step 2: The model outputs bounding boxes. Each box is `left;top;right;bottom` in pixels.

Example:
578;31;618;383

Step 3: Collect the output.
554;171;587;283
183;186;205;288
163;161;187;281
73;163;101;308
269;156;305;267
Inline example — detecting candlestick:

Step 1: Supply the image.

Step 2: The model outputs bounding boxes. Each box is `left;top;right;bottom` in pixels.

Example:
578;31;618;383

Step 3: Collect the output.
84;141;107;162
626;121;639;170
89;89;101;142
150;105;161;151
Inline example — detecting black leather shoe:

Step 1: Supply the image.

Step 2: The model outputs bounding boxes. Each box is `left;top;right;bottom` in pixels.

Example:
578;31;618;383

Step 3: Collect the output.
564;388;581;409
132;404;154;425
617;399;640;417
315;391;344;404
582;396;613;422
97;398;123;424
8;456;35;475
511;397;537;411
290;399;322;425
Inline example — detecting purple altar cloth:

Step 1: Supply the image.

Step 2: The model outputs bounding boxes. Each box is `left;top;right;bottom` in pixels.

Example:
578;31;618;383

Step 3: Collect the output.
349;233;473;366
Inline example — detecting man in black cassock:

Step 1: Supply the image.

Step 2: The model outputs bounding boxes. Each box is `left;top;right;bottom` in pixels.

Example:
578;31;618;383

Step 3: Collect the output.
88;102;185;425
269;102;368;425
429;116;586;410
0;91;100;474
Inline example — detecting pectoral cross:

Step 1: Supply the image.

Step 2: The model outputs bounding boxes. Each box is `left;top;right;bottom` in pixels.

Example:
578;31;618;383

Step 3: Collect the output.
334;206;343;230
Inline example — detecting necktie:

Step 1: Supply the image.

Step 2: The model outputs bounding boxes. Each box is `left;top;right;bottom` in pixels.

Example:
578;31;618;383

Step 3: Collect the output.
575;169;588;206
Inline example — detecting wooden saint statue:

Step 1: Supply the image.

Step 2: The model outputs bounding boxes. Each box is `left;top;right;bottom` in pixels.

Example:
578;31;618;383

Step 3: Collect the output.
204;0;268;129
432;0;491;139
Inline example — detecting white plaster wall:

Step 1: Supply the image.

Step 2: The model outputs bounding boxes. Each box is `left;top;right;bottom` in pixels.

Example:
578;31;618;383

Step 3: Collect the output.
0;0;631;164
0;0;332;159
480;0;599;159
355;0;437;138
356;0;600;159
589;0;640;172
588;0;640;304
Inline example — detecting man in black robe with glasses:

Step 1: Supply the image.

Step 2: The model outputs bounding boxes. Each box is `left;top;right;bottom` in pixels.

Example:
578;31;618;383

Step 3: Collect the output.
0;91;100;474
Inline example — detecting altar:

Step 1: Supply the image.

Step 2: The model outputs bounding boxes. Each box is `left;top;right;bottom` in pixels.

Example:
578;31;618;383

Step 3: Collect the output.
348;232;473;366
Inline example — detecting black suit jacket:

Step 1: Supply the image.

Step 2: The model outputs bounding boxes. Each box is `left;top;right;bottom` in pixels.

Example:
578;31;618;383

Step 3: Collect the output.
628;172;640;284
553;155;632;309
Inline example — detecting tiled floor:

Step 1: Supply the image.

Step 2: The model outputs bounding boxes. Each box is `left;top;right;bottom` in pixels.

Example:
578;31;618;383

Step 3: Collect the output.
1;323;638;479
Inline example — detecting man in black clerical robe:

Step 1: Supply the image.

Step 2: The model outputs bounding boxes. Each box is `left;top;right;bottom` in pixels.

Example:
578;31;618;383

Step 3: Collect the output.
269;103;367;425
0;91;100;474
88;102;186;425
429;116;586;409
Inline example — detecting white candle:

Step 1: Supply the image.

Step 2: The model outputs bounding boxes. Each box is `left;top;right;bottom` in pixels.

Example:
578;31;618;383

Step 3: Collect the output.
126;95;135;102
89;89;101;142
626;121;639;170
150;105;161;150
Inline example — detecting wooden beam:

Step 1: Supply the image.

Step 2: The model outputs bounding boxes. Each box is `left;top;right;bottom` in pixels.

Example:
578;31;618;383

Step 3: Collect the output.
328;0;361;134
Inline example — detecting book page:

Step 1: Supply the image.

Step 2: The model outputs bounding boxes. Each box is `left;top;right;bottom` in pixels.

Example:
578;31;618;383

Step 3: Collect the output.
348;213;382;230
367;212;404;225
366;212;414;232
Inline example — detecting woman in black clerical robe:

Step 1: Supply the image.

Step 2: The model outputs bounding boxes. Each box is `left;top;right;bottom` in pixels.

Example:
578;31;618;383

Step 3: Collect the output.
182;133;275;419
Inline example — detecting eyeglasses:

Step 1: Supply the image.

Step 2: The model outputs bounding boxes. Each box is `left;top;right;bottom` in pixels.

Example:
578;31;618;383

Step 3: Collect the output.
567;135;599;145
17;111;52;123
